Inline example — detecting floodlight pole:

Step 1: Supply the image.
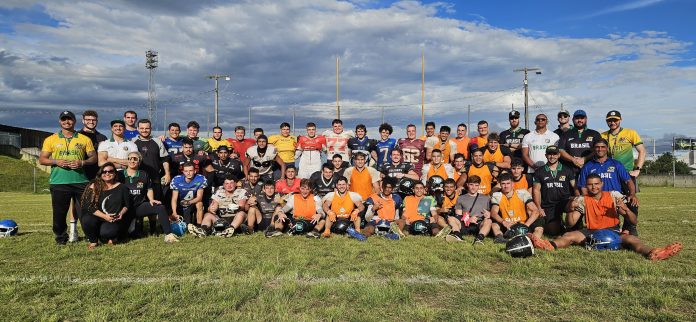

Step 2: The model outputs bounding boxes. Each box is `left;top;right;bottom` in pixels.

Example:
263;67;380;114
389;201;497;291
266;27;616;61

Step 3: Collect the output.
513;67;541;129
208;74;229;127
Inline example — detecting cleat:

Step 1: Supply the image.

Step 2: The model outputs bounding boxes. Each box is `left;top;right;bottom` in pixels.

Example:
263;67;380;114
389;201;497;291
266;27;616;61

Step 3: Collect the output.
390;222;406;238
494;235;508;244
384;232;400;240
445;234;463;242
164;233;179;243
527;233;554;251
187;224;207;238
346;227;367;241
220;227;235;238
435;225;452;238
472;237;484;246
265;229;283;238
649;242;683;261
306;231;321;239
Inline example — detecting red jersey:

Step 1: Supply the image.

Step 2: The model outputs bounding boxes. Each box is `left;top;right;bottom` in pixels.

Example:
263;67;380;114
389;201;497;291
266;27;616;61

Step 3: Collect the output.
227;138;256;163
297;135;326;151
275;178;301;195
398;138;426;176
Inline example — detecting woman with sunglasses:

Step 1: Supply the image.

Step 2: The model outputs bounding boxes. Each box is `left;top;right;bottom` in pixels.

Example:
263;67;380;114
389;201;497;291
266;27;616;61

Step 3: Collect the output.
118;152;177;243
80;162;131;249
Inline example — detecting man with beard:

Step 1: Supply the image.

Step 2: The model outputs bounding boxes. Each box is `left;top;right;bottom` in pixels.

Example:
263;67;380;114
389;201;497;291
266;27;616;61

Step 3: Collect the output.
558;109;601;177
78;110;107;179
532;146;577;236
499;110;529;162
209;146;244;191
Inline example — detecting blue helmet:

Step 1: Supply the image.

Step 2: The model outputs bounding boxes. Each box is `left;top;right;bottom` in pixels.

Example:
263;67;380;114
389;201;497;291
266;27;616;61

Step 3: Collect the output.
375;219;391;234
0;219;18;237
586;229;621;251
170;218;187;237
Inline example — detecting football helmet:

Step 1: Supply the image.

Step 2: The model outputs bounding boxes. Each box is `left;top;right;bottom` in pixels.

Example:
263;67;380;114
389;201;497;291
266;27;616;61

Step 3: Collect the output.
0;219;18;237
503;223;530;239
505;235;535;258
170;218;187;237
213;219;230;234
427;175;445;194
293;219;312;234
586;229;621;251
397;178;417;196
375;219;391;235
331;219;351;234
409;220;431;235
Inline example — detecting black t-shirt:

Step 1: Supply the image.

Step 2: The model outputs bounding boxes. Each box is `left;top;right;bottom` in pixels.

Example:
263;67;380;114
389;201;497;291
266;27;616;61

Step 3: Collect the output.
79;129;107;180
532;163;575;207
241;180;264;198
118;170;151;206
257;193;280;219
333;161;350;178
210;158;244;187
82;184;132;216
133;137;167;180
558;128;601;171
309;172;337;197
499;128;530;159
379;162;414;178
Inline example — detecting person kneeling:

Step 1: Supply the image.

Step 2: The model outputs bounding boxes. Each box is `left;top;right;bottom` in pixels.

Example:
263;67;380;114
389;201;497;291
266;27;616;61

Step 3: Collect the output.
527;174;682;261
80;163;131;250
490;173;544;244
272;179;325;238
190;175;248;238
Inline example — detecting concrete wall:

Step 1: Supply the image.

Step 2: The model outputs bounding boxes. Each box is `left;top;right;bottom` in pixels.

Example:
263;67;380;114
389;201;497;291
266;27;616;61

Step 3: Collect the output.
20;147;51;174
639;175;696;187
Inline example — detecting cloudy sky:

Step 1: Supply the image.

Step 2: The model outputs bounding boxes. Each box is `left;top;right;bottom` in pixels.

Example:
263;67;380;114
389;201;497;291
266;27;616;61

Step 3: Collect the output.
1;0;695;150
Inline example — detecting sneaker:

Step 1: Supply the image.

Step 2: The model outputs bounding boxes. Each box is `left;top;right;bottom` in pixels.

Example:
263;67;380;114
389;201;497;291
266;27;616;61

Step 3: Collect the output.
346;227;367;241
649;242;683;261
265;229;283;238
435;225;452;238
68;225;79;243
445;234;463;242
164;233;179;243
306;231;321;239
384;232;400;240
220;227;235;238
188;224;207;238
493;235;508;244
390;222;405;238
472;237;484;246
527;233;554;251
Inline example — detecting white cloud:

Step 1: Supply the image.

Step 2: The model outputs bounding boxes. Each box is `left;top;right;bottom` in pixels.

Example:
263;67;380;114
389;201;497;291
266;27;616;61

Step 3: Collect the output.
0;0;695;139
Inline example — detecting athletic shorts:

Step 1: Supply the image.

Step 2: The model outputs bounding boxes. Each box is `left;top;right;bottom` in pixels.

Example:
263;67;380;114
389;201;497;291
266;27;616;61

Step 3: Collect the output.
541;200;569;223
460;223;481;236
256;216;273;231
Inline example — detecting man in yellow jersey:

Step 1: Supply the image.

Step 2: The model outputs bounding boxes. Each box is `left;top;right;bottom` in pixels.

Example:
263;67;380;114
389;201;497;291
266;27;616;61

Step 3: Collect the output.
490;173;544;243
601;110;646;236
268;122;297;180
39;111;98;245
452;123;471;160
321;177;365;239
205;126;231;153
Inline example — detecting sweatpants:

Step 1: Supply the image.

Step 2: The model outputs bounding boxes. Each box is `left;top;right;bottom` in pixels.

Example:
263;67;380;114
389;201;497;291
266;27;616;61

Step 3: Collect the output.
129;202;170;234
81;214;121;243
50;183;87;244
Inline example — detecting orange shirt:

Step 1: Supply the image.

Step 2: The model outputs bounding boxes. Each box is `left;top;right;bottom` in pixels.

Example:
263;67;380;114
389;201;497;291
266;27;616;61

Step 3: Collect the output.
483;148;504;164
426;163;448;180
452;137;470;159
349;167;375;200
403;196;425;223
498;191;528;223
433;139;454;163
369;193;396;221
293;194;317;220
467;163;493;195
441;193;458;211
584;192;620;230
513;175;529;191
331;192;356;219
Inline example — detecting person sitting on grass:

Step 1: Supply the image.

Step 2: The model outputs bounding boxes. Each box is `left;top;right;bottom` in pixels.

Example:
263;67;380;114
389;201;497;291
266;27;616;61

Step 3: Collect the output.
80;162;131;250
321;176;366;240
273;179;325;238
527;174;682;261
189;174;248;238
392;181;443;237
363;177;403;238
170;162;207;230
247;180;284;235
490;173;544;243
447;175;492;244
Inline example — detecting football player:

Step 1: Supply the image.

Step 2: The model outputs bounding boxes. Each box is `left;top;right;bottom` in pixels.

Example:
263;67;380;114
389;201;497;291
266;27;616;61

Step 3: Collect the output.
268;122;297;180
363;177;403;238
244;135;285;183
431;126;457;163
189;175;248;238
170;162;207;227
393;181;443;236
309;163;338;198
481;133;512;170
323;119;354;162
321;176;365;239
274;179;325;238
375;123;398;168
347;124;378;165
397;124;426;177
421;149;454;182
490;173;544;242
246;180;284;234
379;149;419;180
275;166;301;196
532;146;577;236
295;122;326;179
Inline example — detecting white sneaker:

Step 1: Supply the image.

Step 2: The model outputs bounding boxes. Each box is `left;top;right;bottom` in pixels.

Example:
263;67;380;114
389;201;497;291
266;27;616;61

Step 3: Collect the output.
68;225;79;242
164;233;179;243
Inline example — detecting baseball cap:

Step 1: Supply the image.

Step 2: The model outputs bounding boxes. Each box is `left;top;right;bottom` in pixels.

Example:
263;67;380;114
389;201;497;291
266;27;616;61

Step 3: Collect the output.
573;109;587;118
216;145;229;152
545;145;560;154
558;109;570;117
606;110;622;120
59;111;76;121
509;110;520;118
110;119;125;127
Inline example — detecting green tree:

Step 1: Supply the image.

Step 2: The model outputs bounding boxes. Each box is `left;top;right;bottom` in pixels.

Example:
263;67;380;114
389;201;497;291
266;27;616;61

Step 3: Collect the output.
643;153;692;175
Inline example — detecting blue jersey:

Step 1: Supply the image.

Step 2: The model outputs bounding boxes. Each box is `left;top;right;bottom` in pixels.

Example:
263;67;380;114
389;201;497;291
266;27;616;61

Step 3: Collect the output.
376;138;398;167
170;174;208;201
124;129;139;141
163;137;184;158
577;158;631;192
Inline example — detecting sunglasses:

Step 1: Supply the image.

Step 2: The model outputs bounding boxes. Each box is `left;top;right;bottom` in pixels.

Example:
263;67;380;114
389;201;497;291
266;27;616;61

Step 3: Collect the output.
535;118;547;122
101;169;116;174
128;157;140;161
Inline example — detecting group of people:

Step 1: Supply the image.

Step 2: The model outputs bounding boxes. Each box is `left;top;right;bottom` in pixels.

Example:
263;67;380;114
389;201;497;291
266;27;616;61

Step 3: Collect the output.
38;107;681;260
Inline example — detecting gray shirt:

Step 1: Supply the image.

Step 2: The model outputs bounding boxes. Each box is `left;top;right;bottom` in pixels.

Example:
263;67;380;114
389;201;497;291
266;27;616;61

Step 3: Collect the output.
454;193;490;218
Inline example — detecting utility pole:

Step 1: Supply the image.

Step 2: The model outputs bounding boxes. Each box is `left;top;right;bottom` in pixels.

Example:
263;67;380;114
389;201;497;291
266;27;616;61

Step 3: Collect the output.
513;67;541;129
208;74;230;127
248;107;251;132
336;56;340;119
145;50;158;122
421;50;425;137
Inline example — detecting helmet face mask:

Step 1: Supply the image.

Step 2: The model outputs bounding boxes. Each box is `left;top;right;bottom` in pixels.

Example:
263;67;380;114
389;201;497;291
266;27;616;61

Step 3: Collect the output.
170;218;187;237
503;223;530;239
0;219;18;237
585;229;621;251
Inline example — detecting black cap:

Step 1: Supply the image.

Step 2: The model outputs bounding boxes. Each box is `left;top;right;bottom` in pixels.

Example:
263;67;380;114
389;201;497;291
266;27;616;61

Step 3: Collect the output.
606;110;622;120
59;111;75;121
557;109;570;117
509;110;520;118
216;145;230;152
545;145;560;154
110;119;125;127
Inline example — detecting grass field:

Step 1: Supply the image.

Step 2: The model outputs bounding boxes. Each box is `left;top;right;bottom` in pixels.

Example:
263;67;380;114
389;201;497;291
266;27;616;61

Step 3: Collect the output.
0;188;695;321
0;156;50;193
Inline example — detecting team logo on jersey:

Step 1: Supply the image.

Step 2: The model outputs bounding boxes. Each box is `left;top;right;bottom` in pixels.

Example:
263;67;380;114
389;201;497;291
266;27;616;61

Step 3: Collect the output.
619;138;628;143
559;176;566;181
607;166;615;172
136;182;144;189
586;136;594;142
74;143;84;150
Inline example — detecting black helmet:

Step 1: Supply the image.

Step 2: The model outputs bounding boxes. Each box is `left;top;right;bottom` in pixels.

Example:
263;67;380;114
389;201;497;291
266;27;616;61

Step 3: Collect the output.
397;178;417;196
293;219;312;234
427;175;445;194
505;235;535;258
409;220;431;235
331;219;351;234
213;218;229;233
503;223;530;239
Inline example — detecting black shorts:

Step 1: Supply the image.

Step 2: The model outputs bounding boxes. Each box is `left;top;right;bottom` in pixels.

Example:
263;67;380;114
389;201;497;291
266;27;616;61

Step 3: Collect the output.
460;223;481;235
579;225;620;239
541;200;569;223
256;216;273;231
499;218;544;232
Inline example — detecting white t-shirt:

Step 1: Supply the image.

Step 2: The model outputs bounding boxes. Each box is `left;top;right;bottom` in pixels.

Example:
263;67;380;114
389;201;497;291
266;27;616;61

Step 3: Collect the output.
521;129;559;173
98;138;139;161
